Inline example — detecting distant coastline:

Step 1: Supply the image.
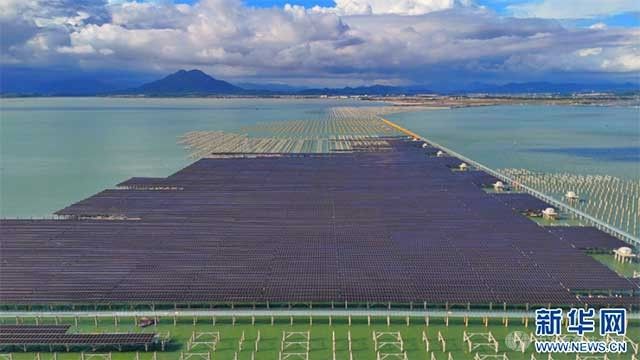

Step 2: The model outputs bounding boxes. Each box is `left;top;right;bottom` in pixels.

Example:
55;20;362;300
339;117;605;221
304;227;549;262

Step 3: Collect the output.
3;69;638;101
2;93;638;109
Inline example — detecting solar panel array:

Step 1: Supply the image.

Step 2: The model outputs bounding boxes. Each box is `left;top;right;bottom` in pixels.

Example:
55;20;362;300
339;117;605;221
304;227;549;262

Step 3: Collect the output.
491;193;554;212
0;334;156;346
546;227;629;250
578;295;640;307
0;325;70;334
0;139;636;306
0;325;156;349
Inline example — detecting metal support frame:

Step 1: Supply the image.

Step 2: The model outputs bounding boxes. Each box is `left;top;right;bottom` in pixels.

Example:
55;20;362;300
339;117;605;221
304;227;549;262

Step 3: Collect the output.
373;331;404;353
155;331;170;351
473;354;508;360
179;352;211;360
606;334;638;354
187;332;219;352
575;355;609;360
464;331;499;353
377;353;408;360
81;354;112;360
373;330;407;360
530;354;554;360
430;353;454;360
279;331;310;360
422;331;430;352
510;331;532;353
437;331;447;352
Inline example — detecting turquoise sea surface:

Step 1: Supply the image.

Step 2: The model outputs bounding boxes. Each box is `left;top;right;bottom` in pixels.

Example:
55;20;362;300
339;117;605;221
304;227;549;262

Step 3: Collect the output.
1;99;639;220
0;98;364;217
388;105;639;181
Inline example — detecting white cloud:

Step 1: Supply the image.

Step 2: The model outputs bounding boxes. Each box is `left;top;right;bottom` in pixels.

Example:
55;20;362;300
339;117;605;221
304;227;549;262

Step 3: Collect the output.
508;0;640;19
1;0;638;84
58;44;96;54
0;0;37;20
589;22;607;30
577;47;602;57
110;2;192;29
602;52;640;72
328;0;456;15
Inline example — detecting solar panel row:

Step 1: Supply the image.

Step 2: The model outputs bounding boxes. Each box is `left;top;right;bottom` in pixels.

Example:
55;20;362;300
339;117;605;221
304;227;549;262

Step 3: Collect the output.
0;334;156;346
0;325;71;334
546;227;628;250
0;325;157;350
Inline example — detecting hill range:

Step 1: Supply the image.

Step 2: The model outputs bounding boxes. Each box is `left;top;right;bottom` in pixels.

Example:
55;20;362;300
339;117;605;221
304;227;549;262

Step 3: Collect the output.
1;68;637;96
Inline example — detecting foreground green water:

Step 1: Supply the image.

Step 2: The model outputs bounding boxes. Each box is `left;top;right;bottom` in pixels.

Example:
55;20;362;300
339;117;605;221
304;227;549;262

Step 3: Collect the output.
1;316;638;360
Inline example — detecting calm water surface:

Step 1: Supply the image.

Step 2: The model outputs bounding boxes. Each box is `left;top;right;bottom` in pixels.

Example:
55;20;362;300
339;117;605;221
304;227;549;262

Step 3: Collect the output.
0;97;365;217
1;99;638;218
388;105;640;180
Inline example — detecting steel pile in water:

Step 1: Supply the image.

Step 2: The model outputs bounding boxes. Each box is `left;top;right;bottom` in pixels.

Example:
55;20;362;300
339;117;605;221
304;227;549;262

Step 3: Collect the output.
178;110;411;157
243;112;403;137
179;131;395;157
327;106;431;122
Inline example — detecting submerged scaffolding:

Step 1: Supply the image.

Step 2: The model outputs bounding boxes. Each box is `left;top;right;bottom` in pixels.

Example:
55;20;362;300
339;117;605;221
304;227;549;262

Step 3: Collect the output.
501;169;640;239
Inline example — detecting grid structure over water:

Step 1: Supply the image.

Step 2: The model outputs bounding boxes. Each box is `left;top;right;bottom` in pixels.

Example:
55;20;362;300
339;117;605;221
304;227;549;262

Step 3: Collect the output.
179;114;402;157
1;139;637;307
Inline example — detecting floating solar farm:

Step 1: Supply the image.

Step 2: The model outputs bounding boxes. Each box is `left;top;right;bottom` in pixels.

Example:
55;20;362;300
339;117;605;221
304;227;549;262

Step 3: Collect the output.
0;325;162;352
1;110;638;308
1;111;639;360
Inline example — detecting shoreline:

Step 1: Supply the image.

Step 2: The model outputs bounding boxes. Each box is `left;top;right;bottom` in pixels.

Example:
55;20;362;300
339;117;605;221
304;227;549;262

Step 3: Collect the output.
2;94;637;108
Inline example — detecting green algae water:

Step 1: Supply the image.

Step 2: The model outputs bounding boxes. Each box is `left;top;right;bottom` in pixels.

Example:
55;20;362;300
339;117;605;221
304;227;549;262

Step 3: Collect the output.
0;97;364;218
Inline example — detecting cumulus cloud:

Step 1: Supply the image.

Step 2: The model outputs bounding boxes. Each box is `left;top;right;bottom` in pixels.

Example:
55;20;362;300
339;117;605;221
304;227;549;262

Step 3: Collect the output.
1;0;109;64
602;52;640;72
577;48;602;57
1;0;638;85
320;0;457;16
110;2;192;29
589;22;608;30
508;0;640;19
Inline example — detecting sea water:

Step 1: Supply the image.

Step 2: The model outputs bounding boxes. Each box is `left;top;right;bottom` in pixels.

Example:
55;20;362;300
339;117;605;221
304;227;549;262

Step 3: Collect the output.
0;97;364;217
1;99;638;219
388;105;639;180
389;105;640;238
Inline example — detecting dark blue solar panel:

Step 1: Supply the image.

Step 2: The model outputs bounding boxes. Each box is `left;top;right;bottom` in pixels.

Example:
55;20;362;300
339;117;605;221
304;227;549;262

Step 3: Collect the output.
0;139;635;305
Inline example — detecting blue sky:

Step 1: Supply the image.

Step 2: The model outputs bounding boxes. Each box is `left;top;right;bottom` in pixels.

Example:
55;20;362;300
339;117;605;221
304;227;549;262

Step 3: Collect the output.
1;0;638;92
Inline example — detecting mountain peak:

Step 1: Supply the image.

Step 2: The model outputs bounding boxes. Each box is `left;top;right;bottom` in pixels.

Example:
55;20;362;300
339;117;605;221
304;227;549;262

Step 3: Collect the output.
175;69;206;76
133;69;243;95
